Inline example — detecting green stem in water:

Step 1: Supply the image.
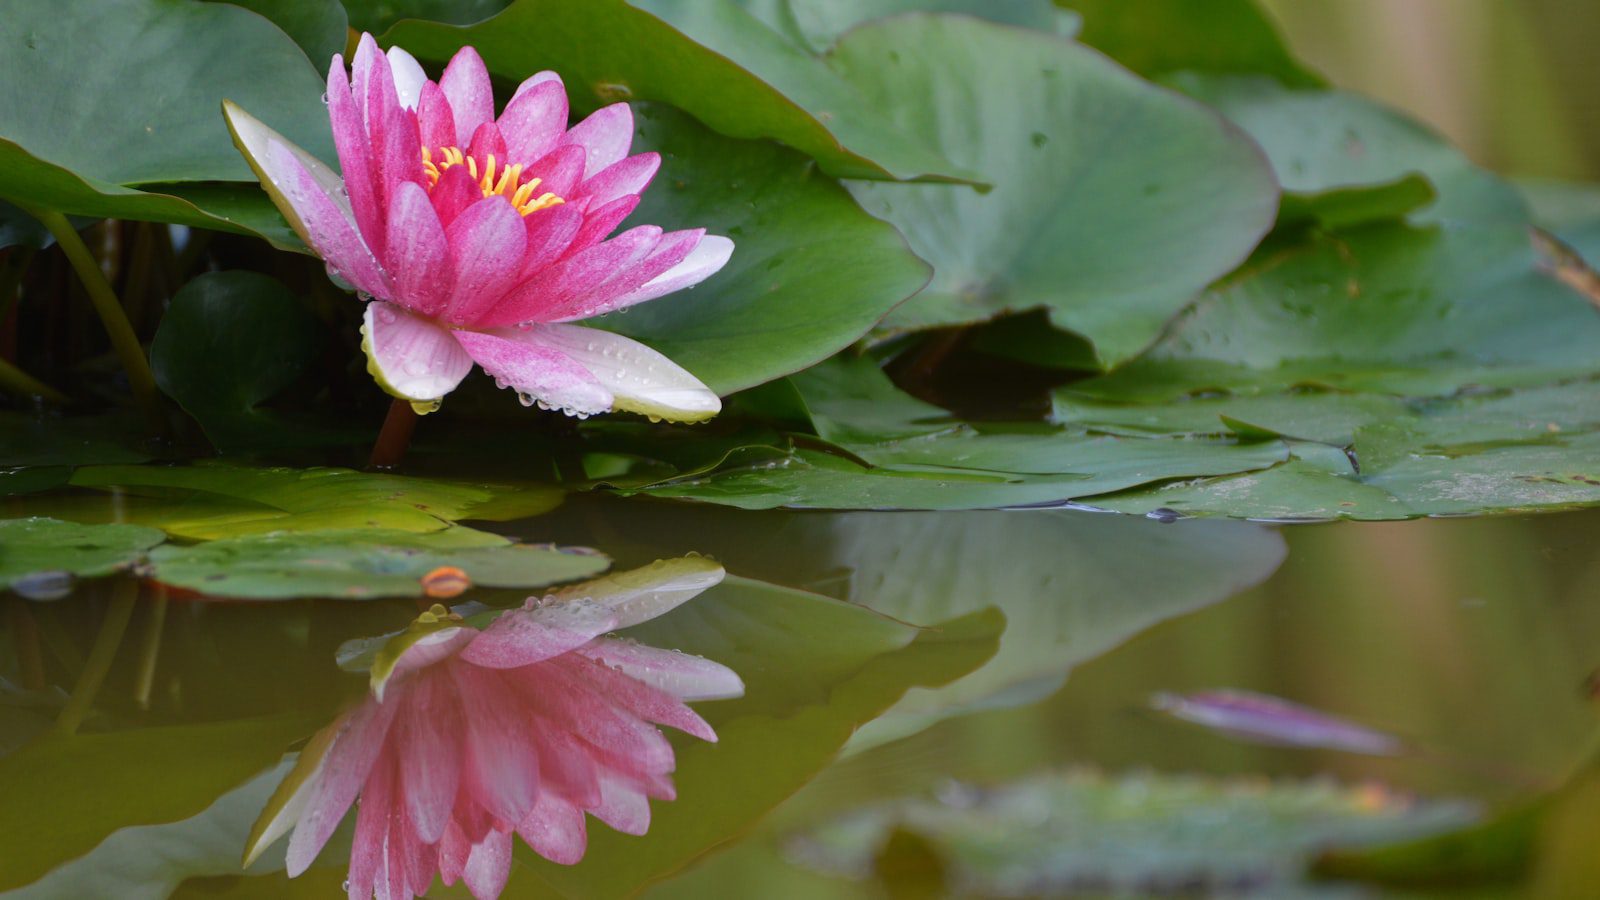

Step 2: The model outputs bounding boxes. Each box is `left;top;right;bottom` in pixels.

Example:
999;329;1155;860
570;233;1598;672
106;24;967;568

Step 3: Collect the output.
52;578;137;737
27;208;160;420
369;397;419;469
132;584;168;711
0;356;67;403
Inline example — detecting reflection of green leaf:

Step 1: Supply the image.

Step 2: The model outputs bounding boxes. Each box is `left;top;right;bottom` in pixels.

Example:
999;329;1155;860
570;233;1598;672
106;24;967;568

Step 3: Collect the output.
151;272;336;453
32;463;562;539
386;0;974;182
833;15;1278;364
507;576;1004;898
0;518;165;588
591;107;932;394
0;0;328;243
788;770;1477;897
148;529;608;600
0;716;313;892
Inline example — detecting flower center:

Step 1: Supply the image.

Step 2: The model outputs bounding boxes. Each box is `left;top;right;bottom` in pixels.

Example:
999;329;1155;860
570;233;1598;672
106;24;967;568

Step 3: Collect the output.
421;146;564;217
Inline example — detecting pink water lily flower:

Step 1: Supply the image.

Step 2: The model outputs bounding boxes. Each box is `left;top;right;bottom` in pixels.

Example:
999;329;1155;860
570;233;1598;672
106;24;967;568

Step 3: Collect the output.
223;34;730;421
244;558;742;900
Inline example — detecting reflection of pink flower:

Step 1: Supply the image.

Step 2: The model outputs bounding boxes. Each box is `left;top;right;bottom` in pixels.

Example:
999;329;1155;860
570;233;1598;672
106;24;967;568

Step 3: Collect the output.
249;562;740;900
223;34;729;421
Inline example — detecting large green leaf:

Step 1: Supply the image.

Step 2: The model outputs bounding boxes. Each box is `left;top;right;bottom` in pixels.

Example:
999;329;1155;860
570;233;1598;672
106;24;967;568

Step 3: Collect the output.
384;0;975;182
151;272;333;453
343;0;510;33
590;107;932;394
833;15;1278;364
0;716;313;892
22;463;564;539
761;0;1077;52
505;575;1003;897
0;518;165;589
148;528;608;600
1058;0;1321;86
216;0;349;64
0;0;328;244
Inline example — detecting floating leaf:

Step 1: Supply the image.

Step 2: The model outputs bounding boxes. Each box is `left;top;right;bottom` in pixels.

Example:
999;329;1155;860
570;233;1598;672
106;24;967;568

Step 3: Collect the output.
788;770;1478;897
833;15;1278;364
1059;0;1320;86
1151;689;1407;756
147;528;608;600
767;0;1077;52
0;518;164;590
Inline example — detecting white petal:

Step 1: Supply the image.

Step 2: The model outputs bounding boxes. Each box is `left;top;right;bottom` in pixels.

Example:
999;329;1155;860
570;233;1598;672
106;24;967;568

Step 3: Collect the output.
511;324;721;423
361;302;473;414
607;235;733;307
386;46;428;111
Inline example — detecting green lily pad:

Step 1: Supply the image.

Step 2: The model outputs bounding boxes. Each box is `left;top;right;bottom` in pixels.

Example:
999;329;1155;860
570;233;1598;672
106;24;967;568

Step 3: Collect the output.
148;528;608;600
763;0;1077;52
150;271;345;453
218;0;349;65
1059;0;1321;86
36;463;563;539
593;106;933;394
385;0;976;182
833;15;1279;365
0;518;165;589
343;0;510;33
786;770;1477;897
0;0;328;246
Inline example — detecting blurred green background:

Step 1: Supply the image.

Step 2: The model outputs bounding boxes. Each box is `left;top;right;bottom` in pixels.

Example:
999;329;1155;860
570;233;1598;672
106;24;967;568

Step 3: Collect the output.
1263;0;1600;180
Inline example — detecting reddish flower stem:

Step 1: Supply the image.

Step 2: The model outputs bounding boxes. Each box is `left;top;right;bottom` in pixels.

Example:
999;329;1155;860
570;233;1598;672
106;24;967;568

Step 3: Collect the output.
369;398;419;469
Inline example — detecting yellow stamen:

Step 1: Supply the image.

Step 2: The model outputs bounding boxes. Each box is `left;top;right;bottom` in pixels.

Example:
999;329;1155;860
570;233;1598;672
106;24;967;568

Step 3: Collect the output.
419;144;566;217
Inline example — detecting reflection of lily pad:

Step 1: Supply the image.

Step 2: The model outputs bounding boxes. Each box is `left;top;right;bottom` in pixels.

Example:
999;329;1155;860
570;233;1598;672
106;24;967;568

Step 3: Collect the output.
148;529;608;600
788;771;1477;897
0;517;164;589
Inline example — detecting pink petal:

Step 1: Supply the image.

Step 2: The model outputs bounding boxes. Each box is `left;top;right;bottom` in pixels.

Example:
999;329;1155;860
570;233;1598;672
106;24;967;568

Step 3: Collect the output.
526;725;601;808
564;195;639;258
461;828;514;900
448;664;541;826
591;234;734;314
525;143;588;200
466;121;508;167
394;672;464;845
376;102;427;223
517;666;675;775
437;820;470;887
429;164;480;229
344;746;393;900
397;799;437;899
515;793;588;866
478;225;660;328
544;228;702;323
327;56;385;258
457;601;619;669
224;103;389;298
350;34;385;134
287;697;401;877
452;329;613;416
591;771;652;836
560;103;634;179
384;181;452;316
417;81;456;154
440;45;495;148
560;654;717;741
579;639;745;701
361;302;473;409
508;324;720;422
510;70;563;103
386;46;427;111
579;153;660;208
519;204;583;280
442;197;527;324
499;79;568;165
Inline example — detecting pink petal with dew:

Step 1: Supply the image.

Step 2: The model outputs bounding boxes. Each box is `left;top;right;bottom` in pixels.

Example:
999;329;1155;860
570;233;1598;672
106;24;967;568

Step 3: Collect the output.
521;666;676;775
466;121;508;166
442;197;527;324
394;672;464;844
451;329;613;417
499;79;568;165
560;103;635;179
440;45;495;147
461;828;514;900
343;746;392;900
580;153;660;208
437;819;471;888
525;143;588;200
591;771;653;836
349;35;382;134
594;234;735;311
386;46;427;111
375;96;427;221
503;324;721;423
519;204;583;280
564;195;640;258
510;70;563;103
448;663;541;826
457;599;619;669
374;625;475;700
561;654;717;741
327;57;384;257
516;793;589;866
545;227;700;321
223;103;389;298
286;696;401;877
579;639;746;701
557;557;724;630
417;82;456;155
526;724;602;807
361;302;473;410
482;225;661;327
384;181;452;315
429;164;481;229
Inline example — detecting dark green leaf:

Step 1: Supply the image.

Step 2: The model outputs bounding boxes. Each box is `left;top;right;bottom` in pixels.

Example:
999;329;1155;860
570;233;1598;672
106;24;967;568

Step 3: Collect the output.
1059;0;1321;86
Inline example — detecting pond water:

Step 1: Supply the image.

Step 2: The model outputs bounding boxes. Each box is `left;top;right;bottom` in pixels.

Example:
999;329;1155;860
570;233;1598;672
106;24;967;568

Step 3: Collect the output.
3;491;1596;898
